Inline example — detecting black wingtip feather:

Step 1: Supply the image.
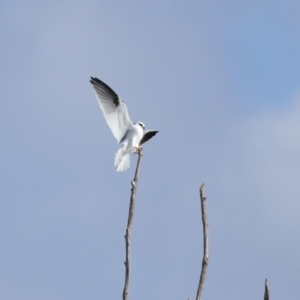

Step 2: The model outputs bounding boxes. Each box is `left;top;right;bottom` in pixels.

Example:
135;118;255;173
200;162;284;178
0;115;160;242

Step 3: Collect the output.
90;76;98;84
89;76;118;97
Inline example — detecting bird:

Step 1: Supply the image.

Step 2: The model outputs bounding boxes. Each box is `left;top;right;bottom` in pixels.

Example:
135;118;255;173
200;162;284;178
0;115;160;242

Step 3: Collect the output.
90;77;158;172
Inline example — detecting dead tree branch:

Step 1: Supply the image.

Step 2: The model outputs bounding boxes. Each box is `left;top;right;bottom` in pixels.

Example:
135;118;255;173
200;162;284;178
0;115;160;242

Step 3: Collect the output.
122;149;143;300
264;279;270;300
196;183;209;300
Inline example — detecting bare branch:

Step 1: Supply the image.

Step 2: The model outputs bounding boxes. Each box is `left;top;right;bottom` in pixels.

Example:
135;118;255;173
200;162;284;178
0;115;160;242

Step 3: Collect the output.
196;183;209;300
264;279;270;300
122;149;143;300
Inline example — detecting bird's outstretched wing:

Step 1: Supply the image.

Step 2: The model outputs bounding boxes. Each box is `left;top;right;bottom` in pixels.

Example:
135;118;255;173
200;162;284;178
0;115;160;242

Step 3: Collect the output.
90;77;133;143
139;130;159;146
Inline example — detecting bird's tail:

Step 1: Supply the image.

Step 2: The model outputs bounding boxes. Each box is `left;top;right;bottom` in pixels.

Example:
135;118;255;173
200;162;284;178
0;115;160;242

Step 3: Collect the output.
114;146;131;172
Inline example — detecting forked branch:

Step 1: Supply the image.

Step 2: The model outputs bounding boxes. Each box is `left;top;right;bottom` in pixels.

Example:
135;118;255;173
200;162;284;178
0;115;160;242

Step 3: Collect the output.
196;183;209;300
122;149;143;300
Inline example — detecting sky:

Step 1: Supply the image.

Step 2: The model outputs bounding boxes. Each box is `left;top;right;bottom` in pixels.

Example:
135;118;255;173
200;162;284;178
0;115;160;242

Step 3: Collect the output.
1;1;300;299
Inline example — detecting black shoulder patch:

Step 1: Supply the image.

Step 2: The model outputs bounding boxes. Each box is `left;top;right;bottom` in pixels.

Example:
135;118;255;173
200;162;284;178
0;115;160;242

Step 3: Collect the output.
113;97;120;107
139;130;159;146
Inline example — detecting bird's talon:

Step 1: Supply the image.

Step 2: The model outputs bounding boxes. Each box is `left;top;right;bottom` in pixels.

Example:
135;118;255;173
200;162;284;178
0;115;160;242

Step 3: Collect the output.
133;147;143;154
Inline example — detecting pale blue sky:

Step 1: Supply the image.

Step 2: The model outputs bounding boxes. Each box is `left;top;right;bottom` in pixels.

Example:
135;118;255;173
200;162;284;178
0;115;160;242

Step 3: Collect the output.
1;1;300;299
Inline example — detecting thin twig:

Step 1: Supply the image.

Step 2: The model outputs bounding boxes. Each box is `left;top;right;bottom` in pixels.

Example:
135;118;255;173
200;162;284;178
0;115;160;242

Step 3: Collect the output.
196;183;209;300
122;149;143;300
264;279;270;300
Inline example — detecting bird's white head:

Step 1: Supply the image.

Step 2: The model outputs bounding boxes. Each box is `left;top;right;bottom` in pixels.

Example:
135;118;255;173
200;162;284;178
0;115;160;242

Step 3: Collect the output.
136;122;145;130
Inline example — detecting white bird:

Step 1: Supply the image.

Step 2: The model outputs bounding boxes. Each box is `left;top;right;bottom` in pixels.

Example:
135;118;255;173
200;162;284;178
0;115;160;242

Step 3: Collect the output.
90;77;158;172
